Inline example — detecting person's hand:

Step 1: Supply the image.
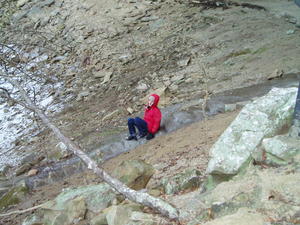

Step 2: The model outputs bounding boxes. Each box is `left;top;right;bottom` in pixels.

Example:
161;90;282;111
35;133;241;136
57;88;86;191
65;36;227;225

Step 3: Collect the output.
146;133;154;140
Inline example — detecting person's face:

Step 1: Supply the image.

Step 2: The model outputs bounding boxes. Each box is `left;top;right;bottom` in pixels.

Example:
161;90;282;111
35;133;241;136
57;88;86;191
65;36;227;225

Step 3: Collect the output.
148;96;155;106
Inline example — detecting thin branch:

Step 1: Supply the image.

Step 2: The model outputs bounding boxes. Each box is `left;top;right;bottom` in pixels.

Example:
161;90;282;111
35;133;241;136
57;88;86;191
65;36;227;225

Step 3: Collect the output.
0;204;45;217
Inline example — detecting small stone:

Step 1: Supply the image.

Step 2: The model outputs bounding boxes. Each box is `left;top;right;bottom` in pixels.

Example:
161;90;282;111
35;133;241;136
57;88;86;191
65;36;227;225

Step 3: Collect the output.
286;29;295;35
127;107;134;114
140;16;159;22
94;71;110;79
136;83;148;91
288;17;297;24
169;84;179;92
27;169;38;176
15;164;32;176
76;91;90;101
101;71;113;84
161;169;202;195
52;56;65;63
171;74;185;82
267;69;283;80
56;142;68;152
177;57;190;67
224;104;237;112
39;0;55;7
148;189;161;197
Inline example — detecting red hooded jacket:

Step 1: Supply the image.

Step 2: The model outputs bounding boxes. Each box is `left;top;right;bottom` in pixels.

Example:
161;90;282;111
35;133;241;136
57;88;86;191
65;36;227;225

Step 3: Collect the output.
144;94;162;134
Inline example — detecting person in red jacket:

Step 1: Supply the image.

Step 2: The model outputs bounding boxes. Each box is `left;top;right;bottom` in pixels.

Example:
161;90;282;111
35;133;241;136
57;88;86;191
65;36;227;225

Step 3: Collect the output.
126;94;162;141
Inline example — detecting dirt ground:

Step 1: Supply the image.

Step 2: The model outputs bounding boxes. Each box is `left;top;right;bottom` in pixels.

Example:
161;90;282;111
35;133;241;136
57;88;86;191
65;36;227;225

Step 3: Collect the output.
0;111;238;225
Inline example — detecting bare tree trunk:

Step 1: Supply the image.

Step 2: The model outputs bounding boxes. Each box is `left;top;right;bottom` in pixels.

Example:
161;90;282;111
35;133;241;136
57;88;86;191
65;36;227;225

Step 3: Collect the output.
5;77;179;221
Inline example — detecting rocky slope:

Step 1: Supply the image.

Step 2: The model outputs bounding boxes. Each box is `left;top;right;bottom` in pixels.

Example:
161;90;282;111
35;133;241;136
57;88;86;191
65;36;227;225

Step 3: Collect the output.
0;0;300;224
1;0;300;170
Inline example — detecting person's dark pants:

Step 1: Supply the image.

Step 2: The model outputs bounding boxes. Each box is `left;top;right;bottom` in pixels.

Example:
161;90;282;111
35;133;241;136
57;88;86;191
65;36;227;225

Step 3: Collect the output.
127;117;148;136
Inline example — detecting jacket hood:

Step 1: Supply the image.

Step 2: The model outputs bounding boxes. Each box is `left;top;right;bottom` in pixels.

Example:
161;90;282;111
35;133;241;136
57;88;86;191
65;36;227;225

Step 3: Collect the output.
150;94;160;107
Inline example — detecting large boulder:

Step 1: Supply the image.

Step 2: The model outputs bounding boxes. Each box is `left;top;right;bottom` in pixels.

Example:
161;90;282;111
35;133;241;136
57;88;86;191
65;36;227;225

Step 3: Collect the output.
262;134;300;165
207;87;297;176
113;160;154;190
23;183;117;225
161;169;202;195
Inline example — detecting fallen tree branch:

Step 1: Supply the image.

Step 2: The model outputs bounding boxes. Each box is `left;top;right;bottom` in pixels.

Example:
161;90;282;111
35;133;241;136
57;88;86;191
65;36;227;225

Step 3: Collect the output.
3;77;180;221
0;204;45;217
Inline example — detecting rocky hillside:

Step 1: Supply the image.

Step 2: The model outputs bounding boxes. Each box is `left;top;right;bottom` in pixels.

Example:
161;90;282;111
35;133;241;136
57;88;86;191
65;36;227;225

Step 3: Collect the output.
0;0;299;168
0;0;300;224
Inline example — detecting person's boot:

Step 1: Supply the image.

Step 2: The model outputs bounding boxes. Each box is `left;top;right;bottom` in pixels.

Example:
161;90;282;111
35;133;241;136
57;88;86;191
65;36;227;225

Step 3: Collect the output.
146;133;154;140
126;135;137;141
137;132;148;139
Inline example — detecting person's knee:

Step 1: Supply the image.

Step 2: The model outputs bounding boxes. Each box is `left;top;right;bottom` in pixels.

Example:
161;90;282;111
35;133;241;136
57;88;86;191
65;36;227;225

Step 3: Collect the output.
134;117;141;123
128;118;134;125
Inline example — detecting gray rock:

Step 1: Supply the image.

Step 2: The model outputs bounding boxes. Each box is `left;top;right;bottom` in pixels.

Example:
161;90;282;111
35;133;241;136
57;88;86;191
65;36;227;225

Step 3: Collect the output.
106;205;131;225
207;87;297;176
16;0;30;8
76;91;90;101
90;213;108;225
224;104;237;112
48;142;69;161
38;0;55;8
101;71;113;84
171;74;185;82
20;153;39;165
136;83;148;91
262;134;300;165
0;164;11;176
118;54;134;64
286;29;295;35
16;163;32;176
127;212;163;225
177;57;190;67
112;160;154;190
162;169;202;195
52;56;65;63
94;71;111;79
22;214;44;225
13;10;28;21
140;16;159;22
126;107;134;114
27;6;44;22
